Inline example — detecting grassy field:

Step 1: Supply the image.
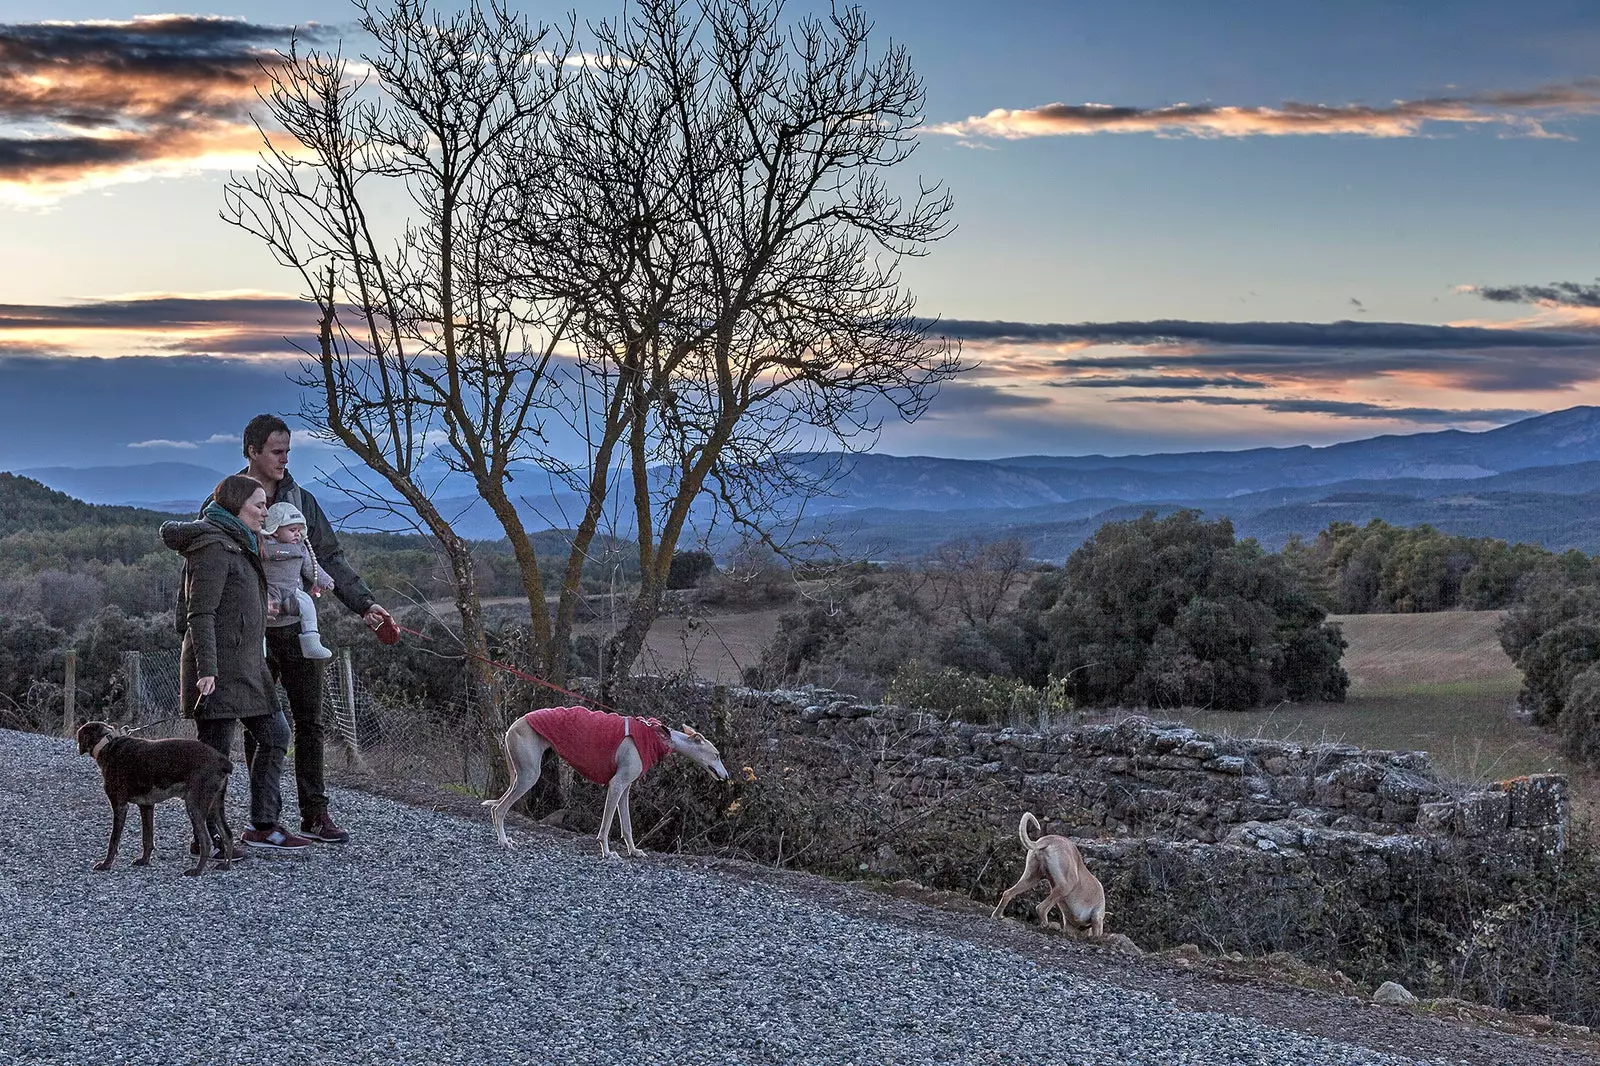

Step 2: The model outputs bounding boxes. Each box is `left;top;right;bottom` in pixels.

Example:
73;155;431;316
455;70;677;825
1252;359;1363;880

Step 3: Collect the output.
510;594;1595;799
1178;611;1592;792
576;606;787;684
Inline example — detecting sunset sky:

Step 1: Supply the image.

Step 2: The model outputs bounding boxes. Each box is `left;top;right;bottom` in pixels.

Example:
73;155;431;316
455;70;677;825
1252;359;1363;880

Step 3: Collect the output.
5;0;1600;469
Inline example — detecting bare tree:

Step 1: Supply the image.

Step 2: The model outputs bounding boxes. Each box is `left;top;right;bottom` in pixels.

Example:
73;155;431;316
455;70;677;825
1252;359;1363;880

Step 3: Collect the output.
926;535;1029;626
222;0;575;689
514;0;963;692
224;0;962;705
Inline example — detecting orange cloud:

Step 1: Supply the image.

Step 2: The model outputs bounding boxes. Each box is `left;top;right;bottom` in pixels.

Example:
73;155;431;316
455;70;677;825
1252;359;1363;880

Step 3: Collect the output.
0;15;312;203
929;81;1600;140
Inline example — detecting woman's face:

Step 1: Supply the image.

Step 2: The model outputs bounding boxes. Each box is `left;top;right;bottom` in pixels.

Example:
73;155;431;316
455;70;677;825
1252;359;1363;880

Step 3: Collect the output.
238;488;270;533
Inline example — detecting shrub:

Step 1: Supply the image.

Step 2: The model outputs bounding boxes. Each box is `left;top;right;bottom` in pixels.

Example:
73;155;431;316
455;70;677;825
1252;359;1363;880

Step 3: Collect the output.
667;550;717;590
883;660;1070;725
1012;511;1347;711
1513;619;1600;727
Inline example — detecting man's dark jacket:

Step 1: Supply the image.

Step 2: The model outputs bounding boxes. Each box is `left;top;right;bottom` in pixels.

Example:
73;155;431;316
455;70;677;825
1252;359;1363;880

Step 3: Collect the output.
160;518;277;720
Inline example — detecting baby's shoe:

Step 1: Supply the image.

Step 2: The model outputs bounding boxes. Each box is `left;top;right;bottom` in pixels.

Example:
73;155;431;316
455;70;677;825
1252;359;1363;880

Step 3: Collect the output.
299;631;334;660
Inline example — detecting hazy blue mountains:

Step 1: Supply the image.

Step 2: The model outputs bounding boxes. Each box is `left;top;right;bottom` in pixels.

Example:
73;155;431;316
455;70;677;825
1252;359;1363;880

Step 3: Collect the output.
15;406;1600;558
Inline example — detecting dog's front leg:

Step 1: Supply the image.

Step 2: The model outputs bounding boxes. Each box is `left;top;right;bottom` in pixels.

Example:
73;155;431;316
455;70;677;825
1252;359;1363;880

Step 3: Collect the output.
95;801;127;871
132;804;156;867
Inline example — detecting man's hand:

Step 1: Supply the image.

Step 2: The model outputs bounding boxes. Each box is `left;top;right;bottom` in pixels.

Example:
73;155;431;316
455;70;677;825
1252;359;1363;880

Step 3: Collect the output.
197;676;216;696
363;604;393;628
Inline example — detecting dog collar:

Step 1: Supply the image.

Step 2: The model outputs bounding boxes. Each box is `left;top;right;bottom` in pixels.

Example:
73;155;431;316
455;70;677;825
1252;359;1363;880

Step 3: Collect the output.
90;735;111;759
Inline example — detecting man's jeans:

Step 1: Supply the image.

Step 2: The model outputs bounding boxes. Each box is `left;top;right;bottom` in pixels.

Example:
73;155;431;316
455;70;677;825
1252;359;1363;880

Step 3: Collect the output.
243;626;331;819
198;710;291;830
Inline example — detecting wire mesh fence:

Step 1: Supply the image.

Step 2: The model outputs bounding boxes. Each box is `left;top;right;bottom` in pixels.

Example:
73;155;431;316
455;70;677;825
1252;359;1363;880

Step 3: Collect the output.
103;647;500;794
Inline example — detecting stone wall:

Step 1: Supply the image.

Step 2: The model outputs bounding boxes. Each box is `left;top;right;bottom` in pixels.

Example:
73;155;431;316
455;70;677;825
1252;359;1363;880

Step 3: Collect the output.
744;686;1566;857
617;678;1570;963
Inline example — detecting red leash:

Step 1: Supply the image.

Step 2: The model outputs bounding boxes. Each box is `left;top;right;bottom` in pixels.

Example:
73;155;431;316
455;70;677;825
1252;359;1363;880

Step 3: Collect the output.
378;620;623;714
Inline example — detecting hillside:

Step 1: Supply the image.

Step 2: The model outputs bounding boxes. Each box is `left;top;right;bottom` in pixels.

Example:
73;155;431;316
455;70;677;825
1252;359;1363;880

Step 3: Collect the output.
0;472;182;538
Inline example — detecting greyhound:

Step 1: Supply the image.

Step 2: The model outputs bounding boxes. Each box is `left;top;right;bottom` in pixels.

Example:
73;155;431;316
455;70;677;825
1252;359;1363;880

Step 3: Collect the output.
482;706;729;857
77;721;234;877
991;811;1106;938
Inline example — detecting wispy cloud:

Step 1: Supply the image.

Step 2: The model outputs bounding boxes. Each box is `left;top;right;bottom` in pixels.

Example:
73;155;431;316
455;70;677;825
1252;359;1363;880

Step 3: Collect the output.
1474;280;1600;308
938;318;1595;350
129;432;239;450
1046;375;1270;390
935;317;1600;392
0;292;314;357
928;81;1600;141
1109;395;1538;424
916;381;1053;417
0;15;314;203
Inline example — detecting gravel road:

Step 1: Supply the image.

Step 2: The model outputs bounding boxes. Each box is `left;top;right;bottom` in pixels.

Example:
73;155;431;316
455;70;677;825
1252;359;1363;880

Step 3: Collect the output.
0;728;1578;1066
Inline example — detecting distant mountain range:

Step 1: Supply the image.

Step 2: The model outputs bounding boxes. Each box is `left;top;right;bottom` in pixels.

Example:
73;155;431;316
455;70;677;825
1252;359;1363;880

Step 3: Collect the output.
17;406;1600;557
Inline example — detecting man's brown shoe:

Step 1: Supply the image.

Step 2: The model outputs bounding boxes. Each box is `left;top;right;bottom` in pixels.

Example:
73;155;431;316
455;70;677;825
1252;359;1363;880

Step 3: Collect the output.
301;811;351;844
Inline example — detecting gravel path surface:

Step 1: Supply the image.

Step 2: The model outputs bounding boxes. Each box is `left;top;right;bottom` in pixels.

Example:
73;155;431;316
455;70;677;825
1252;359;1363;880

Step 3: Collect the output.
0;728;1574;1066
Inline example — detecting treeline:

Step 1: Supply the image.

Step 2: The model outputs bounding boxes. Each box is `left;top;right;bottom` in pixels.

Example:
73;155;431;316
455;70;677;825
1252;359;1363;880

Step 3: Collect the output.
755;512;1349;713
0;474;646;629
1292;518;1592;614
0;473;644;720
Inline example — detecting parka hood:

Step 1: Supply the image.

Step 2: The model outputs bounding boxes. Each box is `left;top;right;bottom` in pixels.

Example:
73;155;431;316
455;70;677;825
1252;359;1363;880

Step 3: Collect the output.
161;518;247;555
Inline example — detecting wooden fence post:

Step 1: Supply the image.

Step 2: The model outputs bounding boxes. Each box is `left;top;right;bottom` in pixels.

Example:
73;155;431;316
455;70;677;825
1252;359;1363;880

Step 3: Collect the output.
123;650;142;724
61;649;77;737
338;648;367;771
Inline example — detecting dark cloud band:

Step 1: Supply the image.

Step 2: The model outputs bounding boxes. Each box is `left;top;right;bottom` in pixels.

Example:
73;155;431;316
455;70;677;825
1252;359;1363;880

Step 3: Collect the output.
1110;395;1538;423
936;317;1596;350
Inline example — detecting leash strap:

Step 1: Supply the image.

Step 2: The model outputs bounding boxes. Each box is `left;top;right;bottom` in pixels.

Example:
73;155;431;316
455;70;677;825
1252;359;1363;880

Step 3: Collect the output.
381;622;623;714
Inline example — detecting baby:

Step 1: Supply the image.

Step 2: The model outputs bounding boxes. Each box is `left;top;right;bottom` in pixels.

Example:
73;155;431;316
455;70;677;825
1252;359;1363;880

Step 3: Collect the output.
261;502;336;660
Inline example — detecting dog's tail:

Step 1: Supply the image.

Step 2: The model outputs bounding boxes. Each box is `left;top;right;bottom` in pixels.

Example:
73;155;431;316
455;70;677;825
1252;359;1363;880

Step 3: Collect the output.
1018;811;1045;852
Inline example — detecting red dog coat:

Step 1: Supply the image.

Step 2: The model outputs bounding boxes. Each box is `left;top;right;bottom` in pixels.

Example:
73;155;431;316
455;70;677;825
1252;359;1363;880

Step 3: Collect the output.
523;706;672;785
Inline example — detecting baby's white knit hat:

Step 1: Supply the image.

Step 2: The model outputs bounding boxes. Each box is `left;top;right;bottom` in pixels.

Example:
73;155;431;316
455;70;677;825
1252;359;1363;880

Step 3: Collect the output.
263;501;308;535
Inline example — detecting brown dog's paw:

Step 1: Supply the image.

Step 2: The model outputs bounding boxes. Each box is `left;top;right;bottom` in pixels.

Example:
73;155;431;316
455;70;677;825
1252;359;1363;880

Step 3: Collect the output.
182;865;204;877
92;860;112;872
132;857;152;867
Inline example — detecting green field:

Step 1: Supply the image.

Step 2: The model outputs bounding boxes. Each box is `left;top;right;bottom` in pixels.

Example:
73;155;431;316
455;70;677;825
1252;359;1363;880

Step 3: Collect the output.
1178;611;1589;788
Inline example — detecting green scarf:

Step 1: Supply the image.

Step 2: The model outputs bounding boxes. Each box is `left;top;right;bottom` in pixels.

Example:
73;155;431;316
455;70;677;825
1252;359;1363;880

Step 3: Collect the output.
203;503;259;553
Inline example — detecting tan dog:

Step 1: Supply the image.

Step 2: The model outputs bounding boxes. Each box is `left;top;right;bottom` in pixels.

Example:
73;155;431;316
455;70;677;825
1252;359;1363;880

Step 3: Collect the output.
991;811;1105;938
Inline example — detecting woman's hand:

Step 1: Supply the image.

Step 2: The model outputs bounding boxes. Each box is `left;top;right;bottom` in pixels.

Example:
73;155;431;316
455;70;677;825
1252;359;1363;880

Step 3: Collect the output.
197;676;216;696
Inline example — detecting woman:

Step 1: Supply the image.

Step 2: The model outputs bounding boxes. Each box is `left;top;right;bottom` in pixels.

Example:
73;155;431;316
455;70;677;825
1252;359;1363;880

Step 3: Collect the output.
161;474;310;853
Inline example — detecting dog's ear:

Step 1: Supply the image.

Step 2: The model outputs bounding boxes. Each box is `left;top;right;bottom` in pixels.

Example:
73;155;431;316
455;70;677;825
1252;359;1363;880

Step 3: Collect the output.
681;723;704;741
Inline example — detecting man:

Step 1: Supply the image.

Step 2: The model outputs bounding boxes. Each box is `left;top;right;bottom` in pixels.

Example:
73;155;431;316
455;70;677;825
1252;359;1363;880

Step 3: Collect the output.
238;413;394;844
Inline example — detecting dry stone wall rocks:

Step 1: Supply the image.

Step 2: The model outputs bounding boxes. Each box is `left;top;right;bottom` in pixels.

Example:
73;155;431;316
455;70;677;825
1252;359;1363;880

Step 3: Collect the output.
609;677;1569;960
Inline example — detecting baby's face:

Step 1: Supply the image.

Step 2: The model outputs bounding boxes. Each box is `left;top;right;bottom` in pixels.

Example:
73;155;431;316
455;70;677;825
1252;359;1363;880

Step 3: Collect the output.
273;522;306;544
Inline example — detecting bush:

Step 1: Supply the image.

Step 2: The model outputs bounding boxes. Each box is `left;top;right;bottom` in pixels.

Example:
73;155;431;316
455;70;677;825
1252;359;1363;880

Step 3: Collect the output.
752;583;937;697
883;660;1069;725
1513;619;1600;727
1012;511;1347;711
667;550;717;590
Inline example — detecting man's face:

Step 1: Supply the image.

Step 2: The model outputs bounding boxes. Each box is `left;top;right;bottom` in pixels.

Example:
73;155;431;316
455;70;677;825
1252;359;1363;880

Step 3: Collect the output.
249;430;291;483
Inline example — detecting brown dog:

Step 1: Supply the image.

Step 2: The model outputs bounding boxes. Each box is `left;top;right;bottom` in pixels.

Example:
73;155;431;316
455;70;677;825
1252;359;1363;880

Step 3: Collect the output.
77;721;234;877
991;811;1106;938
